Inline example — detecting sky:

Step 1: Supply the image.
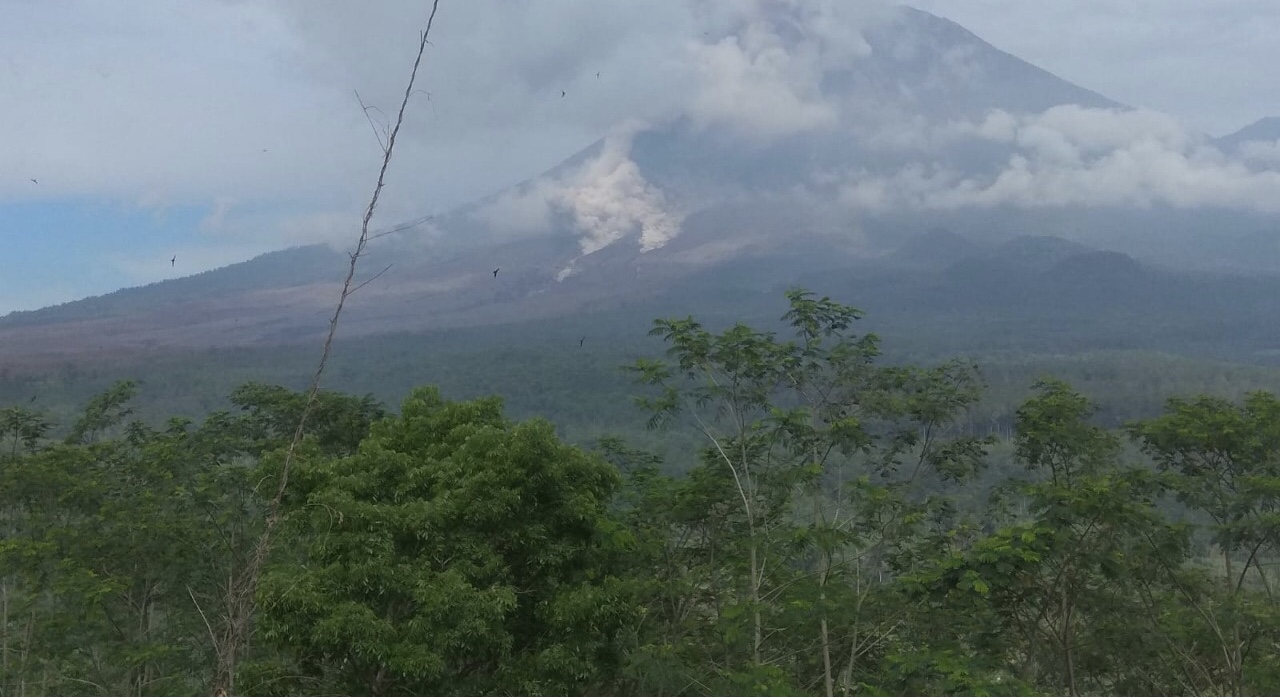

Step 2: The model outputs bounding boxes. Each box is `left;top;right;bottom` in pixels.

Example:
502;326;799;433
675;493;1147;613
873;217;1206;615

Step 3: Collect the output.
1;0;1279;314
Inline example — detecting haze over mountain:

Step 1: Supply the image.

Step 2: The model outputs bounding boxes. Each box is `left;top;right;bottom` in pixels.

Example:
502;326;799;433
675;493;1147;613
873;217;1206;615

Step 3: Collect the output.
5;4;1280;366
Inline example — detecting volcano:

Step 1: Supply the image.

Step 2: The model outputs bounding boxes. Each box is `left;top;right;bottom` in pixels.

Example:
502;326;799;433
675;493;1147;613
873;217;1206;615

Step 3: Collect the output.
4;5;1280;366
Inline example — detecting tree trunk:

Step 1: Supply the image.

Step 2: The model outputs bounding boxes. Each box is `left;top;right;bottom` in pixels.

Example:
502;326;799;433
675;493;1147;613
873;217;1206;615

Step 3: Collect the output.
820;612;835;697
2;581;9;690
750;539;763;666
814;433;835;697
1061;585;1077;697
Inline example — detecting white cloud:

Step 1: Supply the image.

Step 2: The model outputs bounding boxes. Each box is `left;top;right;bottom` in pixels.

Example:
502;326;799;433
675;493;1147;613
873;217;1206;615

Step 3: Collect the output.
687;36;837;139
468;183;557;237
683;0;894;139
199;198;237;235
839;107;1280;213
1238;140;1280;167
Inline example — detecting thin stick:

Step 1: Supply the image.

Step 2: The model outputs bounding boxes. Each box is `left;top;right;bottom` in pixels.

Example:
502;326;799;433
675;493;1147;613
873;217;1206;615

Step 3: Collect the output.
355;90;390;152
210;2;443;694
368;213;435;241
188;586;222;663
348;263;394;296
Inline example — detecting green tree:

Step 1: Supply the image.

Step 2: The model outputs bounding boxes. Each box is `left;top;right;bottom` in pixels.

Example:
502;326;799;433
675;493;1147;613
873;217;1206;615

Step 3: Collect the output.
251;387;636;697
1;386;209;695
64;379;138;445
0;406;51;459
1132;392;1280;696
906;380;1199;697
627;290;990;695
227;382;384;458
0;381;388;696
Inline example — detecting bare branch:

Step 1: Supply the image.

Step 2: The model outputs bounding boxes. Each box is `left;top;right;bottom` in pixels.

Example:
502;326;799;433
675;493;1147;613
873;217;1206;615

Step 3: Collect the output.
354;89;389;152
187;586;222;663
367;213;435;241
347;264;394;296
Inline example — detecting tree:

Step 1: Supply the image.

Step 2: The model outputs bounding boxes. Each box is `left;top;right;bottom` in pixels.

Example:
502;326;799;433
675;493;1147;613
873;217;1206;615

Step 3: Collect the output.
250;387;636;696
906;380;1201;697
0;406;51;460
627;290;990;695
227;383;385;458
1132;392;1280;696
1;385;210;696
65;379;138;445
0;381;389;696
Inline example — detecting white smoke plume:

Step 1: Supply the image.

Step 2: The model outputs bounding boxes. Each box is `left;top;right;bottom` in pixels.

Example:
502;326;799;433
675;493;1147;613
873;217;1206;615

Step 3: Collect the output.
472;124;684;255
552;128;683;254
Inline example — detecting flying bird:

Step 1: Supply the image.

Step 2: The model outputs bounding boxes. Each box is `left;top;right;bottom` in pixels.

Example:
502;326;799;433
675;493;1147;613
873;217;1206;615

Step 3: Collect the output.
29;394;37;403
560;90;566;98
492;267;500;278
171;255;176;267
595;71;600;79
578;337;585;348
28;178;37;184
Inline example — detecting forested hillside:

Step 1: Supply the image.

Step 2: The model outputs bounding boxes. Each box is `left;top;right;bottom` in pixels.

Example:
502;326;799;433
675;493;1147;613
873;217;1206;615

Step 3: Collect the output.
3;292;1277;696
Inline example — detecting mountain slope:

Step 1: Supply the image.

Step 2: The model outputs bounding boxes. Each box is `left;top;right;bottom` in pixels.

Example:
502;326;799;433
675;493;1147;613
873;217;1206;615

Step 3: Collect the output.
0;245;347;330
1215;116;1280;151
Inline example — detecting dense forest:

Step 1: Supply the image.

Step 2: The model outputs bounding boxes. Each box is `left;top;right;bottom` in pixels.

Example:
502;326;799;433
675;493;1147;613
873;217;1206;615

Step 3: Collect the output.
2;291;1278;696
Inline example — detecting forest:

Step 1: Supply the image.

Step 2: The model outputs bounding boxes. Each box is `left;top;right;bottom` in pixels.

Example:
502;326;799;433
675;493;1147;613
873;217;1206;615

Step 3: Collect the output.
1;289;1277;697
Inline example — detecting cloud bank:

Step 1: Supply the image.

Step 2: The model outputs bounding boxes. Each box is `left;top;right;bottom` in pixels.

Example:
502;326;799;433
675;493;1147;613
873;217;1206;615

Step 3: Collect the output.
840;106;1280;213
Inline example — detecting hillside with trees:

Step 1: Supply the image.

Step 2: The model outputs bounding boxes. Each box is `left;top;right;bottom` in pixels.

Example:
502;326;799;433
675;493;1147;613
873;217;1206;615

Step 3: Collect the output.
3;292;1277;696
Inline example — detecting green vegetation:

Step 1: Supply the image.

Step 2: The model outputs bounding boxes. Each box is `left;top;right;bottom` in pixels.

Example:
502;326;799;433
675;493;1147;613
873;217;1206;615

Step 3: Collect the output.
8;306;1280;470
2;291;1279;696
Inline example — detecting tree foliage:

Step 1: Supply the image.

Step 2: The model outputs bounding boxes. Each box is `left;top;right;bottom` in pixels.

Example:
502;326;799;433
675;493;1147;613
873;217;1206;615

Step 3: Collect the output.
250;387;634;697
